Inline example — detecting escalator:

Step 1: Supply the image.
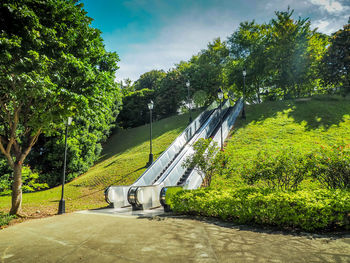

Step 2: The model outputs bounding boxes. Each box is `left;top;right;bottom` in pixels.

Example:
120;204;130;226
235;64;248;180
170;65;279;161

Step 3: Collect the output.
127;100;232;210
104;101;219;208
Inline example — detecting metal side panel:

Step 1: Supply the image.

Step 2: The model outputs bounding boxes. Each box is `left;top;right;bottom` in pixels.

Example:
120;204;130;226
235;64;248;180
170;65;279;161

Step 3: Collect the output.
132;102;216;186
130;100;232;209
106;102;218;207
136;184;163;209
108;186;130;208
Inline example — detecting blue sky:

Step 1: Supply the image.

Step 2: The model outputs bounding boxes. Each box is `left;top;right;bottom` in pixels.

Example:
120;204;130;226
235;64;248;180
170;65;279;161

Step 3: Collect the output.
81;0;350;81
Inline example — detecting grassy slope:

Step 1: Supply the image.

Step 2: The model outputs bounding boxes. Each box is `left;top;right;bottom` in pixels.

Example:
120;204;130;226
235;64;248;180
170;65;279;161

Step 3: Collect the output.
213;95;350;187
0;111;198;216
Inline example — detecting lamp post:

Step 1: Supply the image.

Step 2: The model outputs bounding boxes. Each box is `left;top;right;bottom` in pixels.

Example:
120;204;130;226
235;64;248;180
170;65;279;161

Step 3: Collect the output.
242;69;246;119
186;81;192;123
147;100;154;167
58;116;72;214
218;88;224;151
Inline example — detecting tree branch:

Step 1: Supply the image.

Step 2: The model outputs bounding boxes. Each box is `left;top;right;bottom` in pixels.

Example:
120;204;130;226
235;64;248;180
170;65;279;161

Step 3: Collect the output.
0;135;15;168
18;128;41;163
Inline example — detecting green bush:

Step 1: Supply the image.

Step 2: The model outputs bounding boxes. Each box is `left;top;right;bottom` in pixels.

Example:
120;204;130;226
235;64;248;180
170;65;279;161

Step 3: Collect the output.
308;144;350;189
170;187;350;231
241;148;310;190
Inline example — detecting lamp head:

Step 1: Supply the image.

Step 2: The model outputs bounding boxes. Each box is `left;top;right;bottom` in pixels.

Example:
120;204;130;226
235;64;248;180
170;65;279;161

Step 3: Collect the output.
186;81;190;88
218;88;224;100
148;100;154;110
243;69;246;77
67;117;73;126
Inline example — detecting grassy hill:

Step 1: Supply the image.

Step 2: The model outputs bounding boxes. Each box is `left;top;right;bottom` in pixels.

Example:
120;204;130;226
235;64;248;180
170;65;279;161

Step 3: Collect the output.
0;111;199;217
213;95;350;187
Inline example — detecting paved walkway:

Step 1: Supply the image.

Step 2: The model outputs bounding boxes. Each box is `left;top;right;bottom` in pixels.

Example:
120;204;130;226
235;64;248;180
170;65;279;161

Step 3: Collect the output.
0;209;349;262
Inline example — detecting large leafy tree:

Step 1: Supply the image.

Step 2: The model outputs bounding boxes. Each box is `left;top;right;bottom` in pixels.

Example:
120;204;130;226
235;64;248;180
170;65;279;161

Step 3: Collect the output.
267;9;314;99
226;21;270;102
0;0;119;215
184;38;229;103
133;70;166;92
321;18;350;95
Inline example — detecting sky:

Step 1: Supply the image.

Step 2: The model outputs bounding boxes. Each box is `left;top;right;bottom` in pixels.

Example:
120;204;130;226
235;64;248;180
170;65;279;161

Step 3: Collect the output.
80;0;350;81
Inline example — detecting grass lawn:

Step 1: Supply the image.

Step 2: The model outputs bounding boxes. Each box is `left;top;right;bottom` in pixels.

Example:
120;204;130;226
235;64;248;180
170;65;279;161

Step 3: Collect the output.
0;110;199;217
213;95;350;187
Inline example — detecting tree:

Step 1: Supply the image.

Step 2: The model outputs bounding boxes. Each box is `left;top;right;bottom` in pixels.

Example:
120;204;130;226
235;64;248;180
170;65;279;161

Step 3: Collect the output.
226;21;270;102
133;70;166;92
185;38;229;103
182;138;221;187
117;89;154;128
321;18;350;95
155;69;187;118
0;0;120;215
268;9;315;99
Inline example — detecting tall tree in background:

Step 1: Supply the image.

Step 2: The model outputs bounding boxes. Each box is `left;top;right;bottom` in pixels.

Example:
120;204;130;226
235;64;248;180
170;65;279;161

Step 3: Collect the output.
187;38;229;102
0;0;119;215
321;18;350;95
134;70;166;92
268;9;312;99
226;21;270;102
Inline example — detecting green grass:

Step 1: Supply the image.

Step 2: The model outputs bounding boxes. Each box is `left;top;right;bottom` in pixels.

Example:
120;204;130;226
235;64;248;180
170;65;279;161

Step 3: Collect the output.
0;111;199;216
214;95;350;187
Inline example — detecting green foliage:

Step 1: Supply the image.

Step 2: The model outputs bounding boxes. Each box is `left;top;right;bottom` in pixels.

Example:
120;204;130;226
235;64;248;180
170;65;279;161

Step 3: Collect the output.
225;8;329;102
0;212;16;227
117;89;154;128
309;144;350;189
213;97;350;188
133;70;166;92
164;186;183;208
0;0;121;214
0;164;48;195
321;19;350;95
0;111;198;213
21;166;48;193
183;138;220;187
170;187;350;231
241;148;308;190
118;69;187;128
241;144;350;191
185;38;229;103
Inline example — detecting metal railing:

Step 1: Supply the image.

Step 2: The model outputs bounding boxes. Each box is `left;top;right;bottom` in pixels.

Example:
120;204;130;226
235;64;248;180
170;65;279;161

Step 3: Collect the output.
105;101;218;208
128;100;231;209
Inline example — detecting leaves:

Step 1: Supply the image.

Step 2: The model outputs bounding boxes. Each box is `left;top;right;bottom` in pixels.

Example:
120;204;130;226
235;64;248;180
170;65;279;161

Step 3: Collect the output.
170;187;350;231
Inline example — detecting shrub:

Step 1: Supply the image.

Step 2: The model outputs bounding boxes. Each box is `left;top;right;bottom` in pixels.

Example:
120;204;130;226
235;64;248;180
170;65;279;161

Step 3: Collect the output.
309;144;350;189
169;187;350;231
241;148;309;190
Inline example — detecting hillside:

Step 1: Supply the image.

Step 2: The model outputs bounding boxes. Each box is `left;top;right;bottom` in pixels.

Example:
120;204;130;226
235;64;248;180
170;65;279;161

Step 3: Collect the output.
213;95;350;187
0;111;198;216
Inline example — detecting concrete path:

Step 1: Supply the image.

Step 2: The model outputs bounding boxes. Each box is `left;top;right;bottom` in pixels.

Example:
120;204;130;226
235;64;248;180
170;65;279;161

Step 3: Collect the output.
0;210;349;263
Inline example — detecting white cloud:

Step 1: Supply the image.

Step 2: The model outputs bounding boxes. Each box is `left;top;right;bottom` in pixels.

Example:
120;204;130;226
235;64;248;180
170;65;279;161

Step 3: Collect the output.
309;0;345;13
115;9;239;81
312;17;345;34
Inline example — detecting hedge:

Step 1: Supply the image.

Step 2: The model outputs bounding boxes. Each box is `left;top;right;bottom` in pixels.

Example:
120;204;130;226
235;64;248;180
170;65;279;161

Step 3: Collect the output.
169;187;350;231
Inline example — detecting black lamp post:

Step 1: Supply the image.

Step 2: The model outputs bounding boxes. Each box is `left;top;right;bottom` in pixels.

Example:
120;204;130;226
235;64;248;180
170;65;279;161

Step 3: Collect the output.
218;88;224;151
186;81;192;123
147;100;154;167
58;116;72;215
242;69;246;119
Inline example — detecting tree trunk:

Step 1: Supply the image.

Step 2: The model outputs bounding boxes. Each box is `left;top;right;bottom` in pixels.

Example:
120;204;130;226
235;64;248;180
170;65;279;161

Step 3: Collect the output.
10;163;22;215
